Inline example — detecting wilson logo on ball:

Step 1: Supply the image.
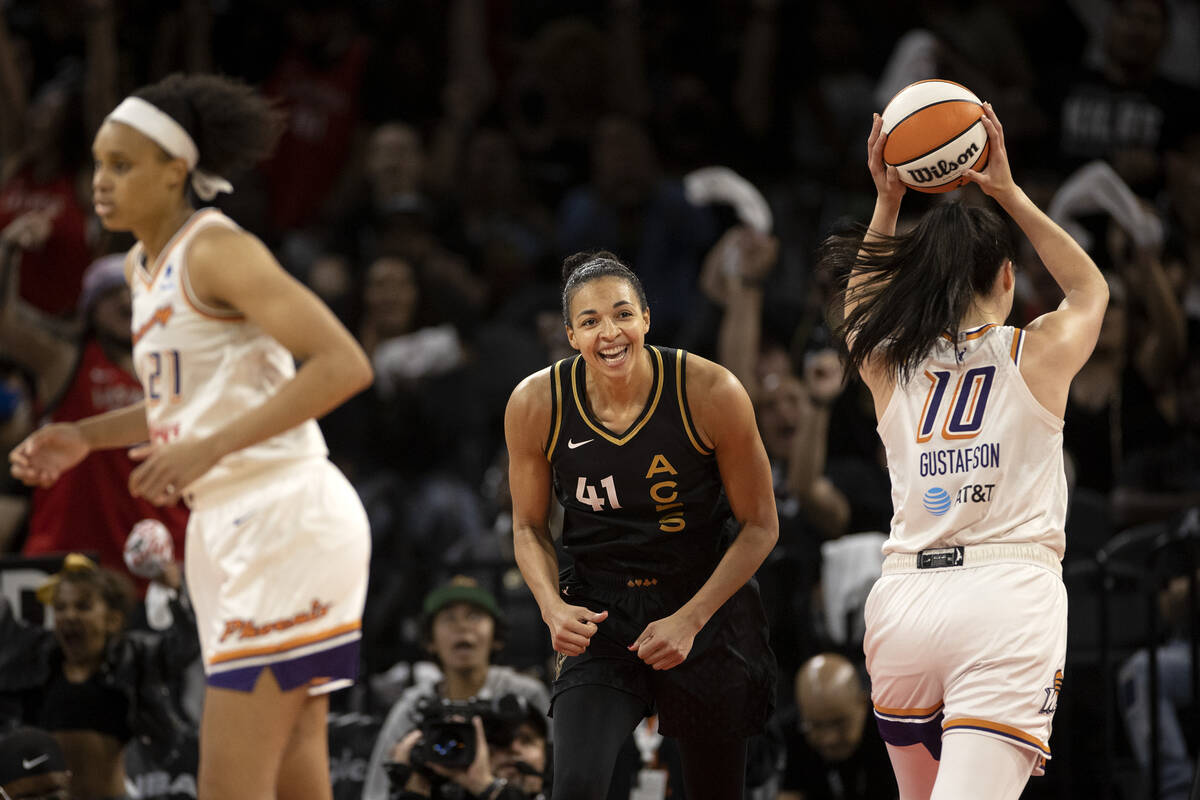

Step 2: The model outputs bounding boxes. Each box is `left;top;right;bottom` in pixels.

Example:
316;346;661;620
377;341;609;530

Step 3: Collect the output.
905;141;982;184
881;79;990;194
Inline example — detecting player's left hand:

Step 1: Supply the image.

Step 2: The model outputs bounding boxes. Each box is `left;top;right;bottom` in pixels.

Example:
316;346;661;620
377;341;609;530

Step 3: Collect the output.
628;613;700;670
128;437;222;506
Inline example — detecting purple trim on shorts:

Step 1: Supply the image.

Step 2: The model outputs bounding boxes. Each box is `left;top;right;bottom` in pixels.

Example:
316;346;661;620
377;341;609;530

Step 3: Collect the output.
875;709;944;760
207;638;360;692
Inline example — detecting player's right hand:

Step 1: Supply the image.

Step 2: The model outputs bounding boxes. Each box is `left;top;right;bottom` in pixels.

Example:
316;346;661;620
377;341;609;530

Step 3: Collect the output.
8;423;90;487
545;600;608;656
868;113;906;206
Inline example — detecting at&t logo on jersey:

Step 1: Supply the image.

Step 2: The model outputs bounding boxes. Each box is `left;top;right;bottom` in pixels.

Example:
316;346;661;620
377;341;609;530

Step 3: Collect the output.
922;487;951;516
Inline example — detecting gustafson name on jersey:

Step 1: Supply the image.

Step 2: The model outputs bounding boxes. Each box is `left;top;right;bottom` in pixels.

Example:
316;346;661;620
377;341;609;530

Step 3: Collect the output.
918;440;1000;477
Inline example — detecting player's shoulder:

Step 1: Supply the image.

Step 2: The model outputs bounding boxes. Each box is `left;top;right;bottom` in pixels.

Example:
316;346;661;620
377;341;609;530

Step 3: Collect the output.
187;217;258;261
681;350;745;399
506;364;556;420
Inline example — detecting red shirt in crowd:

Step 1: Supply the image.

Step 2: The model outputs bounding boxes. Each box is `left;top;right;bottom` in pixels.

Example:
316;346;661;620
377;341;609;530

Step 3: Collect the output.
23;340;189;595
0;167;91;316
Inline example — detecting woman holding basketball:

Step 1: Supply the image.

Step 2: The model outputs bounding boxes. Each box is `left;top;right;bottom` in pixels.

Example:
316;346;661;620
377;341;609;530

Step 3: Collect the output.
822;104;1107;800
505;252;778;800
9;74;372;799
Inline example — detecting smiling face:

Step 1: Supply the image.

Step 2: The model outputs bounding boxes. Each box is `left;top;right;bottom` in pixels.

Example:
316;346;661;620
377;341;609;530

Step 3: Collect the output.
565;275;650;376
91;120;188;232
428;601;496;672
52;580;122;666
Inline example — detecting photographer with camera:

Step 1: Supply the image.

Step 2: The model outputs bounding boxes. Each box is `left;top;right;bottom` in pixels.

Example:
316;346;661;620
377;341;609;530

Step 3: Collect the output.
363;577;549;800
383;693;549;800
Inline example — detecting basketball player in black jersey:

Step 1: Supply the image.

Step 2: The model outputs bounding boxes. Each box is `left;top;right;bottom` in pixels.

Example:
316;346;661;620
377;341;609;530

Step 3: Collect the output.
504;252;779;799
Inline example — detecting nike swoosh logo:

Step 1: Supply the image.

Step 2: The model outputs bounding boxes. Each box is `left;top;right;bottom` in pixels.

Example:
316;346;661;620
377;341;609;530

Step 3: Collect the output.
23;754;49;769
232;510;257;526
567;438;594;449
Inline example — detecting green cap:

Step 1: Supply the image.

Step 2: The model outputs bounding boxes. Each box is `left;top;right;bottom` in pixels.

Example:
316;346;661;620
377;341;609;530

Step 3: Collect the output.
422;575;502;620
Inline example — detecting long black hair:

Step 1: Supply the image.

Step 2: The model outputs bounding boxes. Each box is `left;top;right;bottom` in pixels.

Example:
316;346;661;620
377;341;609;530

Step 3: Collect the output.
559;250;647;328
132;73;285;181
822;201;1014;382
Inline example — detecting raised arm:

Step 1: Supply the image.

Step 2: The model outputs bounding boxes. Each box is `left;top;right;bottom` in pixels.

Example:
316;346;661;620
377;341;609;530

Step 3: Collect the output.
0;233;78;404
126;226;372;504
708;225;778;406
963;104;1109;417
504;371;607;656
0;11;27;163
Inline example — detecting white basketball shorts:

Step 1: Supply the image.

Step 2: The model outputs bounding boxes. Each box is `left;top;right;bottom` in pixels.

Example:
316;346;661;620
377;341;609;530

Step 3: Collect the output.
184;457;371;695
863;542;1067;776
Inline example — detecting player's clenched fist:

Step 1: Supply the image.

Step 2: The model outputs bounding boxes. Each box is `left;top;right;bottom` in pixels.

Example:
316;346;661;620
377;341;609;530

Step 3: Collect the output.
544;601;608;656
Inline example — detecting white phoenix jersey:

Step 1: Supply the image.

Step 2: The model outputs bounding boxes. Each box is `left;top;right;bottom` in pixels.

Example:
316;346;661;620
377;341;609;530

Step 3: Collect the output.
877;323;1067;559
129;208;327;502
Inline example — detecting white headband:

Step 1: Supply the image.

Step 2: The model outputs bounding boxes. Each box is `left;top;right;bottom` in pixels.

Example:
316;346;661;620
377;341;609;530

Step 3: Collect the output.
106;96;233;201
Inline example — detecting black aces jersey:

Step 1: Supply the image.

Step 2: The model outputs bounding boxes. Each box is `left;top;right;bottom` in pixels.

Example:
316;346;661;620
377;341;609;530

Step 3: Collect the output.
547;346;738;583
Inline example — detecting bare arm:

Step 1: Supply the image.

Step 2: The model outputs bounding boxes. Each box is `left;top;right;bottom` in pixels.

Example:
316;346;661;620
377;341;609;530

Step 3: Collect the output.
733;0;778;138
963;104;1108;417
83;1;119;143
0;239;78;403
606;0;652;119
684;360;778;626
126;227;372;503
1126;245;1186;389
0;11;26;162
786;358;850;539
426;0;493;198
630;358;778;670
505;371;607;656
710;226;779;406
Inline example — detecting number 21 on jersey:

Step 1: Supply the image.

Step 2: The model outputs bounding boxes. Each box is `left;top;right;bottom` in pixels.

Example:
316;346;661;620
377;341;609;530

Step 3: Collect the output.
143;349;182;404
917;366;995;442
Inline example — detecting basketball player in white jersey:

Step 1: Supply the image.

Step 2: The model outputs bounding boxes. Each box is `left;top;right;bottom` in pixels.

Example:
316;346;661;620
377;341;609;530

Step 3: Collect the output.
8;74;372;800
820;105;1108;800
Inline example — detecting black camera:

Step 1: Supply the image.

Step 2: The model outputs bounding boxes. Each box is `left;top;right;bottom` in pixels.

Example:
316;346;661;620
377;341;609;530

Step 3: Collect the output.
408;694;532;770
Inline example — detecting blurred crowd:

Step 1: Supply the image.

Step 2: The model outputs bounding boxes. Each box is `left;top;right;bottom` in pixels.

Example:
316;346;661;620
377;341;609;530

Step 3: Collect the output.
0;0;1198;798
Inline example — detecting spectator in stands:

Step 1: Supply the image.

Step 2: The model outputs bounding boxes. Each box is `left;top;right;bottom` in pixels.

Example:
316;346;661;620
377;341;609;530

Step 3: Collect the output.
362;576;549;800
384;696;549;800
774;653;896;800
0;3;113;318
0;554;197;800
0;253;188;594
1118;510;1199;800
1052;0;1200;196
0;726;71;800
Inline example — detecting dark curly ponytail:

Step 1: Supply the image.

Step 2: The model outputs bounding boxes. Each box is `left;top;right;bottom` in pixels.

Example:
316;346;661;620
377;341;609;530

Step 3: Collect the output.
560;250;648;328
131;73;285;180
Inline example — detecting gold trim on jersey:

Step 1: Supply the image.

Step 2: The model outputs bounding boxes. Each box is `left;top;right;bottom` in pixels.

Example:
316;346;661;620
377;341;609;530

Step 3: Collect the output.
545;360;565;460
570;346;664;446
675;351;712;455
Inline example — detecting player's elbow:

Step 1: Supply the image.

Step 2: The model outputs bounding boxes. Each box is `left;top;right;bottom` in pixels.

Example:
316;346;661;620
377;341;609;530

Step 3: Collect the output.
337;346;374;398
751;516;779;552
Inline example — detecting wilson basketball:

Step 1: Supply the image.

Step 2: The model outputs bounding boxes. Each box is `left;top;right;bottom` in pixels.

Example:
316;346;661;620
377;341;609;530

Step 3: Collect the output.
124;518;174;578
881;79;989;194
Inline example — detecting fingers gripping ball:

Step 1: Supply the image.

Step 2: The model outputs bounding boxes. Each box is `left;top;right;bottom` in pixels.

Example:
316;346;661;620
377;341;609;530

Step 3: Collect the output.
881;79;990;193
124;519;174;578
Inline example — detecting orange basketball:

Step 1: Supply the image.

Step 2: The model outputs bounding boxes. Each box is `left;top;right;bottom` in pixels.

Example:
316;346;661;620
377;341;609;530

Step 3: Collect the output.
881;79;990;194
